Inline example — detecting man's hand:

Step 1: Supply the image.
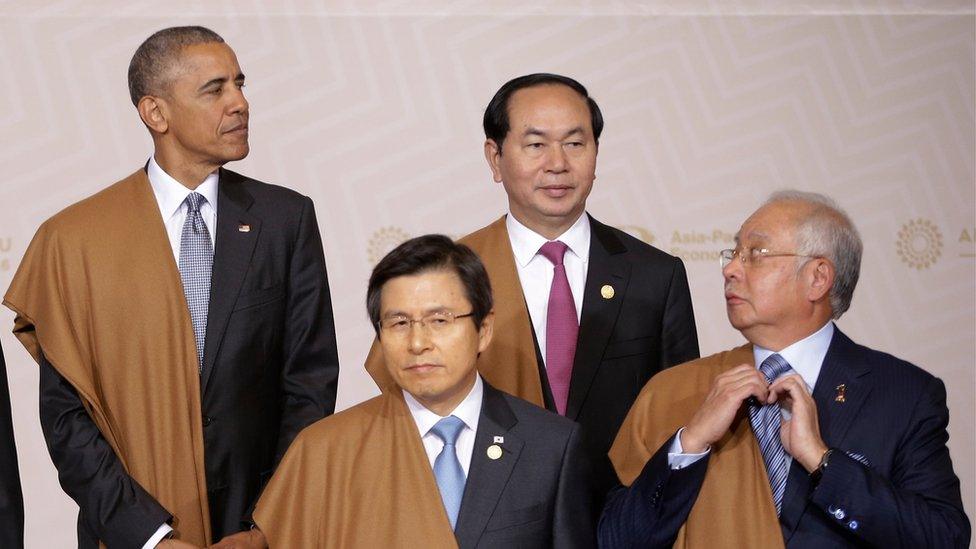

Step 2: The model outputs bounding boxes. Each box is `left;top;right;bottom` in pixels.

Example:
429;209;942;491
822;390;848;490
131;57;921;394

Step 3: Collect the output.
768;374;828;472
681;364;771;453
158;540;201;549
208;529;267;549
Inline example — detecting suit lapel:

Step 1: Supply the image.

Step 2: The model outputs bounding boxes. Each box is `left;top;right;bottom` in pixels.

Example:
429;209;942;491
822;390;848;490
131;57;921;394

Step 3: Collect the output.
565;216;631;419
200;169;261;395
780;327;872;542
454;384;523;548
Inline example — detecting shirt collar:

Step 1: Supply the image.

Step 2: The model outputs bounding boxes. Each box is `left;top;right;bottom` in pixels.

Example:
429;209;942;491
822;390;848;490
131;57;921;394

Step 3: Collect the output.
404;375;484;436
505;211;591;268
147;156;220;219
753;321;835;390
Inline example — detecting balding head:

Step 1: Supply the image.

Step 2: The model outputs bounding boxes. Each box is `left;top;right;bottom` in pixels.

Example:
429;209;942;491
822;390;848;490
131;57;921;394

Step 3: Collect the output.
762;190;862;318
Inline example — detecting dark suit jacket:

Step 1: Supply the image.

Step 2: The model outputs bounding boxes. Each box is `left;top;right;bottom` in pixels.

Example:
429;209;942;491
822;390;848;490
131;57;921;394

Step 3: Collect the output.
456;383;596;548
0;341;24;548
598;328;971;548
38;167;339;547
531;215;699;499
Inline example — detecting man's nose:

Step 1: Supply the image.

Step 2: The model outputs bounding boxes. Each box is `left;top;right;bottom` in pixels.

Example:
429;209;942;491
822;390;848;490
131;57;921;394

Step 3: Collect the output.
722;255;742;281
407;322;433;353
545;145;569;172
228;86;248;114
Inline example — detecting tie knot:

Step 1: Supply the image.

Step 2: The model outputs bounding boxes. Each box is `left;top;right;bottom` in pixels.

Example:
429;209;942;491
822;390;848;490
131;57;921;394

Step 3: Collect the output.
185;192;206;214
759;354;793;384
430;415;465;446
538;240;569;266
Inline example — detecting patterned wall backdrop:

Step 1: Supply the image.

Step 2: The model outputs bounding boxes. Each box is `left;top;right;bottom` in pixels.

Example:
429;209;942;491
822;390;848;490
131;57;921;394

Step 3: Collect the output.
0;1;973;545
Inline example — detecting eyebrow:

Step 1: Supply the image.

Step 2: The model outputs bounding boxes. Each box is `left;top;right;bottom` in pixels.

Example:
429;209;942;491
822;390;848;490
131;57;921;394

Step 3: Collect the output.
522;126;586;140
381;306;453;318
197;72;245;93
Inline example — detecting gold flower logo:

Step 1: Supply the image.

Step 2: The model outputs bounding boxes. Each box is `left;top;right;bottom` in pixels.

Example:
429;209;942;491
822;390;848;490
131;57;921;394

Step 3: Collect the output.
368;226;412;264
896;219;943;270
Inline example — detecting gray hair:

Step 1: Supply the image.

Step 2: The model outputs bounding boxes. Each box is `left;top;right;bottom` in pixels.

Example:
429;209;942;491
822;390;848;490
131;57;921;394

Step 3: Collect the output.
765;190;862;319
127;26;224;107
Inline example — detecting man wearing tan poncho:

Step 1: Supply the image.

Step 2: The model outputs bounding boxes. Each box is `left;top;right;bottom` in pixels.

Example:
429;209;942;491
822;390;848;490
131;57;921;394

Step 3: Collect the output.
598;191;969;548
4;26;339;548
254;235;595;548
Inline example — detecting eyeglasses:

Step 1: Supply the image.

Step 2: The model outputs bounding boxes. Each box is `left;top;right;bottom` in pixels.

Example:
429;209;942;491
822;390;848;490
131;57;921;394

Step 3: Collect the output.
719;247;816;269
378;311;475;336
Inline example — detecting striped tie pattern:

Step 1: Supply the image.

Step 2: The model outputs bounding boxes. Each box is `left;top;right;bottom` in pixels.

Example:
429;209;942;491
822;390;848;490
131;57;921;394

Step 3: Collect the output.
748;353;794;515
178;192;213;372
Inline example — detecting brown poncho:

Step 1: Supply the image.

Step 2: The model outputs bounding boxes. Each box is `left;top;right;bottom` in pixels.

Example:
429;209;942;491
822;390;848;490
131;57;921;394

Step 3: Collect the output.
366;216;545;405
253;389;457;548
608;345;785;548
4;170;211;544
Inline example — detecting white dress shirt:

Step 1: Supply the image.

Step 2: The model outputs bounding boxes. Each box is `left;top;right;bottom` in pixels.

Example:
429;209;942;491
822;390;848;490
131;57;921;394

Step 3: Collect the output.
404;375;484;476
668;322;835;469
506;212;590;365
142;156;220;548
147;156;219;262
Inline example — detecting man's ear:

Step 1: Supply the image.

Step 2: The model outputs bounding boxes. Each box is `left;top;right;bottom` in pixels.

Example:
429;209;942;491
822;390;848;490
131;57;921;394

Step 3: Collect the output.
484;140;503;183
138;95;168;134
477;310;495;353
806;258;835;303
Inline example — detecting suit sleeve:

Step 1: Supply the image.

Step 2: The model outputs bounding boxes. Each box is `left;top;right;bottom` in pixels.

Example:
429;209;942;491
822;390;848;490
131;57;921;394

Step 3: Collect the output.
598;432;709;548
553;424;597;548
810;376;970;547
0;344;24;548
659;258;699;368
38;351;170;547
274;196;339;461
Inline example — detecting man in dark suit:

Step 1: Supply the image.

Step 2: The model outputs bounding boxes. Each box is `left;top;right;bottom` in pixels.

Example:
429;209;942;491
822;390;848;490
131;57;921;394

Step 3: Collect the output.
7;26;338;548
599;191;970;547
0;341;24;548
365;73;700;500
255;235;595;548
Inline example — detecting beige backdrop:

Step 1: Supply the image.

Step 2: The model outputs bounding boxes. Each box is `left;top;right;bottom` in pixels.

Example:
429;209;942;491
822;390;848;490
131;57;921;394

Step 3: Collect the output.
0;1;973;546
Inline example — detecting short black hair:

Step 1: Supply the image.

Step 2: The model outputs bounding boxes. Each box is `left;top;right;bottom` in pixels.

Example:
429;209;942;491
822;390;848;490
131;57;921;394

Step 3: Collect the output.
128;26;225;107
367;235;493;336
483;73;604;150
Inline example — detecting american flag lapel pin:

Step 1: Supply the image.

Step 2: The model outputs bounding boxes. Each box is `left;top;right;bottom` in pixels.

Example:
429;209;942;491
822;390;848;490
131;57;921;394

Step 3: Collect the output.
238;223;251;233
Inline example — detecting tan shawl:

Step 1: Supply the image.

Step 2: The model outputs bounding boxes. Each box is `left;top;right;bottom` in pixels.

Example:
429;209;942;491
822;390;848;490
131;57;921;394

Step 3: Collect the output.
3;170;211;544
253;390;458;548
609;345;785;548
365;216;544;406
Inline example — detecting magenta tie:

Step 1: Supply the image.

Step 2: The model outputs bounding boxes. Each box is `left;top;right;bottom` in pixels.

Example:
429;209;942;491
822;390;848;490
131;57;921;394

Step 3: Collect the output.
539;241;579;415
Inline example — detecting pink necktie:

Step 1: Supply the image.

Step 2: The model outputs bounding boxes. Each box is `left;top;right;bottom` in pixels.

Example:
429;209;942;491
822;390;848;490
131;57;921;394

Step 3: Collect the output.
539;241;579;416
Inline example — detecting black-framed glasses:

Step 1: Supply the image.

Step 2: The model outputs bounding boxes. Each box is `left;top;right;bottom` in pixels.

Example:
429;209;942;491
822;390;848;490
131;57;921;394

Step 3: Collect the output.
378;311;475;336
719;247;816;269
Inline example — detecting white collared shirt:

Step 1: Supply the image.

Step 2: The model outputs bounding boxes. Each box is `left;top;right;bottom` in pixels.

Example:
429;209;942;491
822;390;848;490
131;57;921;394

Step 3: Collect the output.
147;156;219;262
506;212;590;365
404;375;484;476
752;321;834;393
669;321;836;469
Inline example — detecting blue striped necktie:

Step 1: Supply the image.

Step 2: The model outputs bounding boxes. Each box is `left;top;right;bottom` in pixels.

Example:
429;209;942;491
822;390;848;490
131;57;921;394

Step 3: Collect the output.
178;192;213;372
748;353;793;515
430;415;467;530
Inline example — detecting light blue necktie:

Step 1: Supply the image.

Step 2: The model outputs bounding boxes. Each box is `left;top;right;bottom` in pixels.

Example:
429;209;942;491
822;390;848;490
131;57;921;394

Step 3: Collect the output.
430;415;467;530
178;192;213;372
748;353;793;515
